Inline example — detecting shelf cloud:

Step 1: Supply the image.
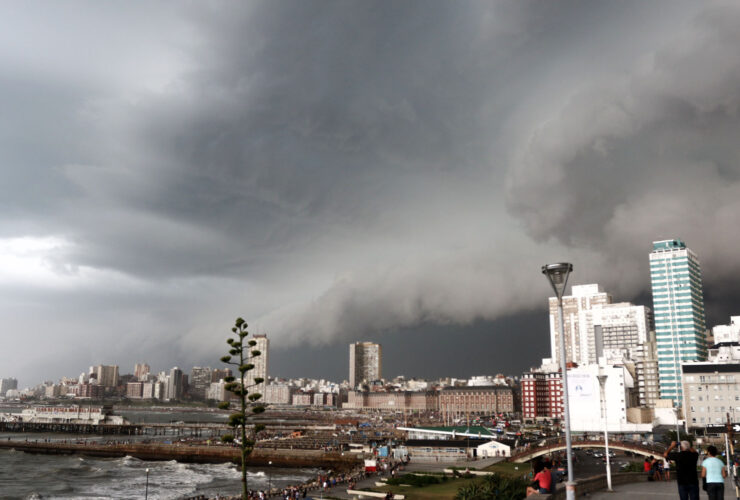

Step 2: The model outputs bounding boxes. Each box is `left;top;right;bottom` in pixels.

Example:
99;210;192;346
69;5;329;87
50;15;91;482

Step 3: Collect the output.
1;1;739;384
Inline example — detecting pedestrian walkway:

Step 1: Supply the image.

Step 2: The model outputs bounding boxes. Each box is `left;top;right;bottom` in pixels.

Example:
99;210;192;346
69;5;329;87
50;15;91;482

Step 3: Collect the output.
588;478;739;499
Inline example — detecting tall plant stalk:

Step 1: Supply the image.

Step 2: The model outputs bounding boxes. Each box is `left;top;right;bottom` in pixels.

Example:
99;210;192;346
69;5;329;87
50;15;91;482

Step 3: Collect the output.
219;317;265;499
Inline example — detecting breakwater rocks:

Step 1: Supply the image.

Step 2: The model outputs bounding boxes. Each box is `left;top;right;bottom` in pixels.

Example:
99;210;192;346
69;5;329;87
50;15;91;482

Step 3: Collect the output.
0;440;362;469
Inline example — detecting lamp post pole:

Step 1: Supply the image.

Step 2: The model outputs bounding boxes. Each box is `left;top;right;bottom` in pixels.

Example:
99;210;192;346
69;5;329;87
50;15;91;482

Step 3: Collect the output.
597;372;612;492
542;263;575;500
268;460;273;497
145;468;150;500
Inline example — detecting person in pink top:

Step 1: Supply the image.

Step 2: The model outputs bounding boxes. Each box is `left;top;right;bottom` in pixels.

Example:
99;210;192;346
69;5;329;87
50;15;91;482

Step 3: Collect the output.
526;460;553;496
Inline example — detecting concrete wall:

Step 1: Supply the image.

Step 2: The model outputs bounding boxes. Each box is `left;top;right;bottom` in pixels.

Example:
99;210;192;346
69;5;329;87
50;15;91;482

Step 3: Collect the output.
529;472;648;500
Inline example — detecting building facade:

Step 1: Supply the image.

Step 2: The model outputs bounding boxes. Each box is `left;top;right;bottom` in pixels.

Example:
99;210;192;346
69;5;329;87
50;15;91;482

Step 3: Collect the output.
682;363;740;428
566;363;648;432
521;370;564;421
166;367;183;401
249;334;269;396
349;342;382;388
549;284;612;366
650;239;707;402
95;365;119;388
344;390;438;411
190;367;213;400
592;303;652;362
127;382;144;399
0;378;18;397
633;340;661;407
263;384;294;405
439;386;515;422
134;363;150;380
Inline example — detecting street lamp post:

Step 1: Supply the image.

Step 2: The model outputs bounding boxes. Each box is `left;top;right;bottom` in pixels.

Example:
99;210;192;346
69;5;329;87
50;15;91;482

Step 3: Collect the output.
145;468;150;500
268;460;273;497
542;262;576;500
597;372;612;492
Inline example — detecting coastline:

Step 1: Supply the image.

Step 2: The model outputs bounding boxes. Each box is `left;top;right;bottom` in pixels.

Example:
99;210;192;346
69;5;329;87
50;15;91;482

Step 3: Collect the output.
0;439;362;469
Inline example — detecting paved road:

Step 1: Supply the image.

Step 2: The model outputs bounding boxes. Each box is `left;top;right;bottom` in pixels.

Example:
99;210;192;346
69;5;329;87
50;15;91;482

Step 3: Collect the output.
588;478;740;499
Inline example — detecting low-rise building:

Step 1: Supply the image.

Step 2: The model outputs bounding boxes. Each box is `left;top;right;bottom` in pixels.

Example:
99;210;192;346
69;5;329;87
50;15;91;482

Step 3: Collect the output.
682;362;740;428
263;384;294;405
343;390;438;411
127;382;144;399
439;386;515;423
292;392;313;406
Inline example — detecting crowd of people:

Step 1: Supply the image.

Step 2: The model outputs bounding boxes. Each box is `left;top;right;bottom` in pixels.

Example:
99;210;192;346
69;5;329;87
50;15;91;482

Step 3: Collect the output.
644;454;671;481
662;440;729;500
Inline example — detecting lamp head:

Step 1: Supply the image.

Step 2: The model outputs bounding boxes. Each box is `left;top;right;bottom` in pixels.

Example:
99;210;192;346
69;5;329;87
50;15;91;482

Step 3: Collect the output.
542;263;573;299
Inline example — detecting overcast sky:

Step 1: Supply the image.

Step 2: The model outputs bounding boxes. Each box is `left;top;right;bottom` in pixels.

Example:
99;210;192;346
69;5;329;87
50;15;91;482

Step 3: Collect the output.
2;1;740;387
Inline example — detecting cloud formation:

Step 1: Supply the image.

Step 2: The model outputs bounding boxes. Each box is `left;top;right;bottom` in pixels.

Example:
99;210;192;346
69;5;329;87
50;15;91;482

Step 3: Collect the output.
1;1;738;385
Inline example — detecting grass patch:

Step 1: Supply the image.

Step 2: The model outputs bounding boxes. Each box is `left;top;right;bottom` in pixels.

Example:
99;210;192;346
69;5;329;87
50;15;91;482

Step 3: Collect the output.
375;476;481;500
482;460;528;477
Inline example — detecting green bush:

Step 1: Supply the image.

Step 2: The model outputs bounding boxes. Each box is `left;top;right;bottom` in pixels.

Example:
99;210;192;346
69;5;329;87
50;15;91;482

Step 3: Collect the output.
455;473;529;500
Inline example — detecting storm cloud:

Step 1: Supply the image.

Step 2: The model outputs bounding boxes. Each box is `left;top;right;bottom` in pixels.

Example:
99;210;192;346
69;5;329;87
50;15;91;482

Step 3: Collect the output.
1;1;739;386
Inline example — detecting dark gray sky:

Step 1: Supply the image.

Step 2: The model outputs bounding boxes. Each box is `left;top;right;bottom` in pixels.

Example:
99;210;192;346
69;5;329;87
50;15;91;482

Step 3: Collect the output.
2;1;740;387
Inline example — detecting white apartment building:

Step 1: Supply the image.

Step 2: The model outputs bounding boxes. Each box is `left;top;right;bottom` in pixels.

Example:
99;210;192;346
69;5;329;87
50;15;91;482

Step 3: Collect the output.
248;334;269;396
682;364;740;428
682;316;740;428
592;303;652;362
549;284;612;366
263;384;294;405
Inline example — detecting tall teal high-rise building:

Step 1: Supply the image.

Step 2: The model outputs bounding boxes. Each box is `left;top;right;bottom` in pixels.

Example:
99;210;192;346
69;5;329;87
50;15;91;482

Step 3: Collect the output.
649;239;707;403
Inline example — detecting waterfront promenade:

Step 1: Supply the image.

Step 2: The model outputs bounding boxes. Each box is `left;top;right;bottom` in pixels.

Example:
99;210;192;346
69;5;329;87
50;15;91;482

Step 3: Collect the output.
588;478;739;499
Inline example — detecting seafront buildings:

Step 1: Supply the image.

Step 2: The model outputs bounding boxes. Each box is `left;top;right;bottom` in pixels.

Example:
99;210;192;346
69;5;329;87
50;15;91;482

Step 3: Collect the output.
10;236;737;440
649;239;708;402
349;342;382;388
522;238;712;433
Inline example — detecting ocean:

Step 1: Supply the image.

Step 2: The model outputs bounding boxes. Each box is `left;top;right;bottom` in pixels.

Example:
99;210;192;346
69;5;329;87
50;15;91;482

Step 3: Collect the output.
0;448;319;499
0;407;320;499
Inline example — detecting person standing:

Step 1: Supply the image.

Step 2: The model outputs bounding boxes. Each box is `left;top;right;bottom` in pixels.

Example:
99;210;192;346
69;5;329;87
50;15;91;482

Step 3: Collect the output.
664;440;700;500
701;445;727;500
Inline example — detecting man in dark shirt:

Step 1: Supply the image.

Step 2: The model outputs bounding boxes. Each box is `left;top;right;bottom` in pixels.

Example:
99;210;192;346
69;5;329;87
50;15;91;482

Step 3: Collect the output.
664;440;699;500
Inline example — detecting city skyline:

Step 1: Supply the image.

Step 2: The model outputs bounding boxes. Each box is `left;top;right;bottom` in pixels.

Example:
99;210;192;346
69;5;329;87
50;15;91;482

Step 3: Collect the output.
2;1;740;387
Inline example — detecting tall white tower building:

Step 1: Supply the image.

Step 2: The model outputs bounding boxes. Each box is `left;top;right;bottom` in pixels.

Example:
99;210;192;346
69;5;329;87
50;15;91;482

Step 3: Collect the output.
249;334;269;396
349;342;382;388
650;239;707;402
